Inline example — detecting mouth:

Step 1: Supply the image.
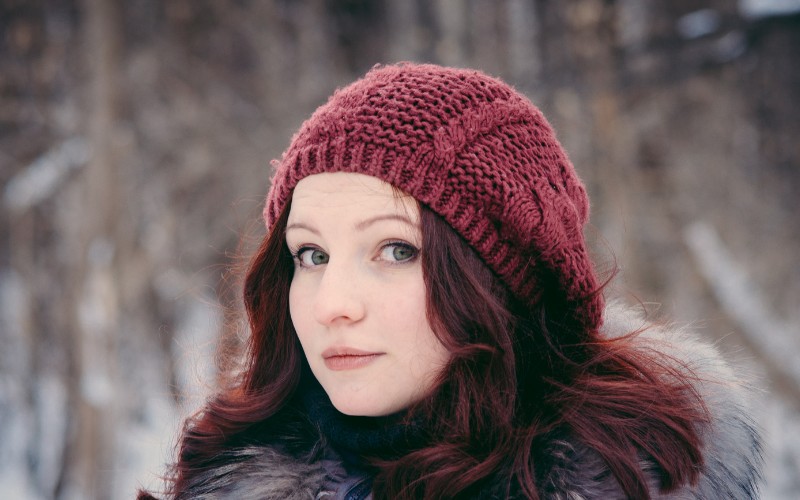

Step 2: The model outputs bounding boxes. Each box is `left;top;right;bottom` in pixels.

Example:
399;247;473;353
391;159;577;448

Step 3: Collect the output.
322;347;384;371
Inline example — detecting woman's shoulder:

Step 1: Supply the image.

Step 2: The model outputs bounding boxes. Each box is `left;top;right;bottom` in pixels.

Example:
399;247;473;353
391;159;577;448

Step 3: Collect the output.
176;432;373;500
177;443;329;500
537;301;764;499
175;408;337;500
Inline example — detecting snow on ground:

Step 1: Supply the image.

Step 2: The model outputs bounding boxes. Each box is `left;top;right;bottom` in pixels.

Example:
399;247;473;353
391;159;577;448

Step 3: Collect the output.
760;388;800;499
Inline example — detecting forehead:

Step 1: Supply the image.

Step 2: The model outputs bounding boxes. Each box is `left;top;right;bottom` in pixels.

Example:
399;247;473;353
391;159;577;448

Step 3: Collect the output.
289;172;418;222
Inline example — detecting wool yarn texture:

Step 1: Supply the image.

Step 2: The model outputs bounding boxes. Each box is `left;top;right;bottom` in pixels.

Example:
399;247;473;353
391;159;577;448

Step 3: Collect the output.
265;62;603;331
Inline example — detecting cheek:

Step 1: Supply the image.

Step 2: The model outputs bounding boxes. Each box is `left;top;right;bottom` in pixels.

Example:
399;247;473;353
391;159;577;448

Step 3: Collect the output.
377;277;428;327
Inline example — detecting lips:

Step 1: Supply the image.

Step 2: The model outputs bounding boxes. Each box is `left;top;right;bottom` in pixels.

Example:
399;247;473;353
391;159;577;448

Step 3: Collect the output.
322;347;384;371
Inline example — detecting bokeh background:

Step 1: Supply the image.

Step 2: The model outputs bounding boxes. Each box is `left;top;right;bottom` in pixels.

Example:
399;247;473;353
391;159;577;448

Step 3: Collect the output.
1;0;799;498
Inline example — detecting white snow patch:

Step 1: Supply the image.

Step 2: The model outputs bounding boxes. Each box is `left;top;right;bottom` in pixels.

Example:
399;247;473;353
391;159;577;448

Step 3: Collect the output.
0;382;37;499
4;137;90;212
759;392;800;499
739;0;800;19
684;222;800;388
114;393;180;499
114;289;223;498
0;270;39;498
677;9;722;39
34;376;69;494
173;294;223;410
77;243;119;407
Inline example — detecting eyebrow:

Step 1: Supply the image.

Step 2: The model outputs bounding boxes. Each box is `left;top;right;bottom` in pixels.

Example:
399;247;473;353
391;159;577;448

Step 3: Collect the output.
285;213;418;234
285;222;321;235
355;213;418;231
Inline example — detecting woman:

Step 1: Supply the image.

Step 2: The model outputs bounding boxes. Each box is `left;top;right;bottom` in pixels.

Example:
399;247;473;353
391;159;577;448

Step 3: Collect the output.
141;63;762;499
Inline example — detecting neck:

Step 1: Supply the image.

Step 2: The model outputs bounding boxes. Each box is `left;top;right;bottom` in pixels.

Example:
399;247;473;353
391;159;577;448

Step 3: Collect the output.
299;375;426;464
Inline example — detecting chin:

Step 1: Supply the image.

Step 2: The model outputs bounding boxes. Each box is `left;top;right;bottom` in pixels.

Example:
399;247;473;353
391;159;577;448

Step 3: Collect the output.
330;394;400;417
333;400;389;417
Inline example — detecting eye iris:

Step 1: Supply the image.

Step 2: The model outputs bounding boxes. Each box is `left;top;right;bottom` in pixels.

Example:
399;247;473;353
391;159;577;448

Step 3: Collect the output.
392;245;414;261
311;250;328;265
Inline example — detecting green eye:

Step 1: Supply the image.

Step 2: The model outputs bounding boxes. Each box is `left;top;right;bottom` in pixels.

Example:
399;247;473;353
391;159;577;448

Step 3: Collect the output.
296;248;329;267
380;243;418;263
392;245;414;261
310;249;329;265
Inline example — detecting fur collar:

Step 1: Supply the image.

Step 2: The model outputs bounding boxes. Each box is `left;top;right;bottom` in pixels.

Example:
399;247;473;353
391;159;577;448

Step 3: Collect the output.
178;303;763;499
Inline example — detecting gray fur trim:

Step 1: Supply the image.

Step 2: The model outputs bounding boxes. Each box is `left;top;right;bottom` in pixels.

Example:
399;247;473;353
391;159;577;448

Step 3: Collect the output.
177;446;334;500
177;303;763;499
588;301;763;499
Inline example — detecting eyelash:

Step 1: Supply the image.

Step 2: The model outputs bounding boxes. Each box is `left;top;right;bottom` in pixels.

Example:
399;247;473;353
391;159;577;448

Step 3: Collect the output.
289;241;420;269
290;245;326;269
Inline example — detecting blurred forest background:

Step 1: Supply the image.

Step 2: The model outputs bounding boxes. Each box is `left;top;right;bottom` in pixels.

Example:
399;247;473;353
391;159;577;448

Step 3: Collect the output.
1;0;799;498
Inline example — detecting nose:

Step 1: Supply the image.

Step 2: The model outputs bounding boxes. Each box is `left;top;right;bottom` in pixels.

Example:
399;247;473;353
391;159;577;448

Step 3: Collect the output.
312;257;366;326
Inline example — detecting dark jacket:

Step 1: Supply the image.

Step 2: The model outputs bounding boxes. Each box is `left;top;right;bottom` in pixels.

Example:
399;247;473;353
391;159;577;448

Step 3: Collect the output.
176;303;763;499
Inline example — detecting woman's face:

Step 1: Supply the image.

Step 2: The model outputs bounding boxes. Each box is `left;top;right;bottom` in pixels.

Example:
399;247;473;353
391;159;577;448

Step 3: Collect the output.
286;172;450;416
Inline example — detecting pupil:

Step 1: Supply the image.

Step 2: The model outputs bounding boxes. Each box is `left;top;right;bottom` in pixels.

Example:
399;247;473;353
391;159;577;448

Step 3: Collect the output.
393;246;412;261
312;250;328;265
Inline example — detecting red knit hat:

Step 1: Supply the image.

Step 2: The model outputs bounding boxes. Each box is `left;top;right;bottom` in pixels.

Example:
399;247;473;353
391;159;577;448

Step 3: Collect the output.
265;63;603;331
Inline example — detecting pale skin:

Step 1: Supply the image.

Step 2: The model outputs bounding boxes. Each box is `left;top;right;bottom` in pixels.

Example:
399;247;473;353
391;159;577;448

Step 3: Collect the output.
286;172;451;417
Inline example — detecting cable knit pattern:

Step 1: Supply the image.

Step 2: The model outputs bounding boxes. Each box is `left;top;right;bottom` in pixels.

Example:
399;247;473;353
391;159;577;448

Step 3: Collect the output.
265;63;603;331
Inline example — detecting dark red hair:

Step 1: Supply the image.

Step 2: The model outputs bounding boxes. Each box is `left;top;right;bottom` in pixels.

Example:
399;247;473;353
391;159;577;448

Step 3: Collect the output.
143;200;707;499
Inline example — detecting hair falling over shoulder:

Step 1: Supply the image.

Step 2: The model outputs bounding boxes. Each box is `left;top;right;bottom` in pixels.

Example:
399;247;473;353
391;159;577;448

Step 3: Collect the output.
143;202;709;500
369;207;708;499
